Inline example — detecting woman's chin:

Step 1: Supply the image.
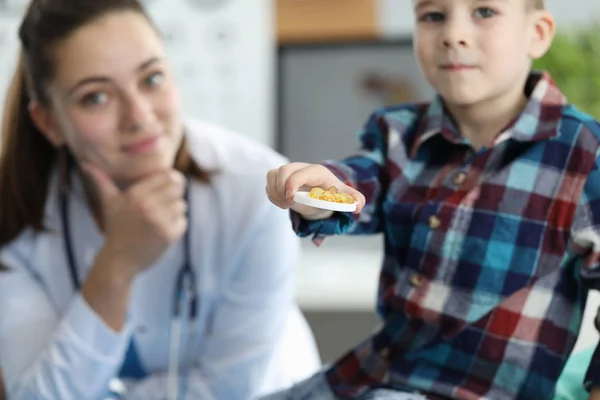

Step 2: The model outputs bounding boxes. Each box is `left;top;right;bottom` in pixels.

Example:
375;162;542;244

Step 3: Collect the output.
113;162;170;186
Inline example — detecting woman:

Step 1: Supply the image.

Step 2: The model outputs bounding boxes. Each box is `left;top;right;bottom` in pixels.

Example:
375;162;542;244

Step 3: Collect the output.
0;0;320;399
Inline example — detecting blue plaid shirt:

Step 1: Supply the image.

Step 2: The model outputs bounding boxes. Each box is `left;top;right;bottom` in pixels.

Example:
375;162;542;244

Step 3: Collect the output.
292;72;600;399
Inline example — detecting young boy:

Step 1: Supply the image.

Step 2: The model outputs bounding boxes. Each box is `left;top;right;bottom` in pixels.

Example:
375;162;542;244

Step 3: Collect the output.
263;0;600;399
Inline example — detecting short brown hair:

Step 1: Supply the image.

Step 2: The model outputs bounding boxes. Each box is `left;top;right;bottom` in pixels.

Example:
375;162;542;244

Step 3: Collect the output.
528;0;545;9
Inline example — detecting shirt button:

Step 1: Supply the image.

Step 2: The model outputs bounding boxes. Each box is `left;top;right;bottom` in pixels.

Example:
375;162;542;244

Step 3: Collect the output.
428;215;441;229
379;347;390;358
410;273;424;288
453;172;467;186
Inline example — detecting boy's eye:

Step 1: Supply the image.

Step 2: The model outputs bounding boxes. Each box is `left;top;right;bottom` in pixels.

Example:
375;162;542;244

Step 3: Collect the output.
473;7;496;18
420;12;445;22
81;92;108;106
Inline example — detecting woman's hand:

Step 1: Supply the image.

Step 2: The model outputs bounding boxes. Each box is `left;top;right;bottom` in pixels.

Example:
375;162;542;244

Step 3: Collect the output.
83;163;188;276
80;163;188;331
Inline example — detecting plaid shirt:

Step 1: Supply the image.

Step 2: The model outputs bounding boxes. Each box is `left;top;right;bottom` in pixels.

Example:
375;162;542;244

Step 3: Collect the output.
292;72;600;400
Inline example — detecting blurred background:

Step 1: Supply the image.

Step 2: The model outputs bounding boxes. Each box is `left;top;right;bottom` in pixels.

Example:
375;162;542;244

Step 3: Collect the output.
0;0;600;366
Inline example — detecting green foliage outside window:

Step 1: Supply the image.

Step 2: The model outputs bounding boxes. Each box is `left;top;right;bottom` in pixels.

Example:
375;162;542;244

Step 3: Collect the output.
533;23;600;119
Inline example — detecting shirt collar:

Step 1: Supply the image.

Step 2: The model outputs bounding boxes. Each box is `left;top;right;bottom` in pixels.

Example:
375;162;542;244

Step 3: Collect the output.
410;71;566;157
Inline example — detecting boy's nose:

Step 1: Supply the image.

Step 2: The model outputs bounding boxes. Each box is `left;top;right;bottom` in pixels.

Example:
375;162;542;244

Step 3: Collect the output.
443;37;468;48
441;21;469;48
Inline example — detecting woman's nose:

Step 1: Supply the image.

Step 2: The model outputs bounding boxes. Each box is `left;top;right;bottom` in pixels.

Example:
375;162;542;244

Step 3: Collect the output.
122;92;154;132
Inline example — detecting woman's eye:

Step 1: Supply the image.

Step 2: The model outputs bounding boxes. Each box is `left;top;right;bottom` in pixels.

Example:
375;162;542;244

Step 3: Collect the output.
80;92;108;106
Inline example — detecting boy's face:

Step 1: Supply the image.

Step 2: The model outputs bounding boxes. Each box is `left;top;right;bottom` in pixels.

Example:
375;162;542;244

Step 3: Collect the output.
413;0;554;107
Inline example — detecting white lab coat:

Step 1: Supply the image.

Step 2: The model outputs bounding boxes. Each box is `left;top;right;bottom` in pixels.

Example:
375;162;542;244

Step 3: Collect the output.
0;119;321;400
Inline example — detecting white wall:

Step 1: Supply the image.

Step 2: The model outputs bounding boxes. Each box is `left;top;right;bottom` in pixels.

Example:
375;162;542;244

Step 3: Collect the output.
0;0;275;146
0;13;21;121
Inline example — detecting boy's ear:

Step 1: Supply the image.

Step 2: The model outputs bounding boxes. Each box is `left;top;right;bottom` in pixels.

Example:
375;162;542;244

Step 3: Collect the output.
28;101;65;147
528;10;556;59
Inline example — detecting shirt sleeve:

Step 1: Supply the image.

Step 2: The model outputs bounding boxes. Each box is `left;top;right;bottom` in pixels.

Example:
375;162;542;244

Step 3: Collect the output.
291;109;390;244
0;237;134;399
569;156;600;390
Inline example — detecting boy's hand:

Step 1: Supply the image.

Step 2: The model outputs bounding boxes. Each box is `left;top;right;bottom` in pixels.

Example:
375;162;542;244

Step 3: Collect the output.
265;162;365;218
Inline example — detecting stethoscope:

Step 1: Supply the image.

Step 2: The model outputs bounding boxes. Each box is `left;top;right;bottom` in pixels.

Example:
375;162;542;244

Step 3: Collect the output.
59;163;198;400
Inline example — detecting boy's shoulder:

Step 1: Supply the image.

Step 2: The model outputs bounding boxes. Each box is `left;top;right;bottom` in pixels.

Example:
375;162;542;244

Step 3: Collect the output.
555;104;600;163
558;105;600;199
560;104;600;140
370;101;600;143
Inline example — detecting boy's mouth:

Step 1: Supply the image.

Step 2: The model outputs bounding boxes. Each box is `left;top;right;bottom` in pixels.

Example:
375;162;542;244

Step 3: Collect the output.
439;63;477;71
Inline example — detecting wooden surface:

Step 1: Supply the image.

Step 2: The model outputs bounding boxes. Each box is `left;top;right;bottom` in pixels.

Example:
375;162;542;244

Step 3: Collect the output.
276;0;378;44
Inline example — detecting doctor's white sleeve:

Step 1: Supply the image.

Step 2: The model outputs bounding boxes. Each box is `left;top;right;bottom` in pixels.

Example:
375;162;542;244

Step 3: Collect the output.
0;235;133;400
126;198;300;400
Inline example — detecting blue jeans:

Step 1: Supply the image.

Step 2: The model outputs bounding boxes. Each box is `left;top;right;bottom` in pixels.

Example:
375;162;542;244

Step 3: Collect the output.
258;370;428;400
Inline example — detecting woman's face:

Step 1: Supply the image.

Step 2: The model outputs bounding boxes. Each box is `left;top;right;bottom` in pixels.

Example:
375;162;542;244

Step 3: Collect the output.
40;10;183;184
